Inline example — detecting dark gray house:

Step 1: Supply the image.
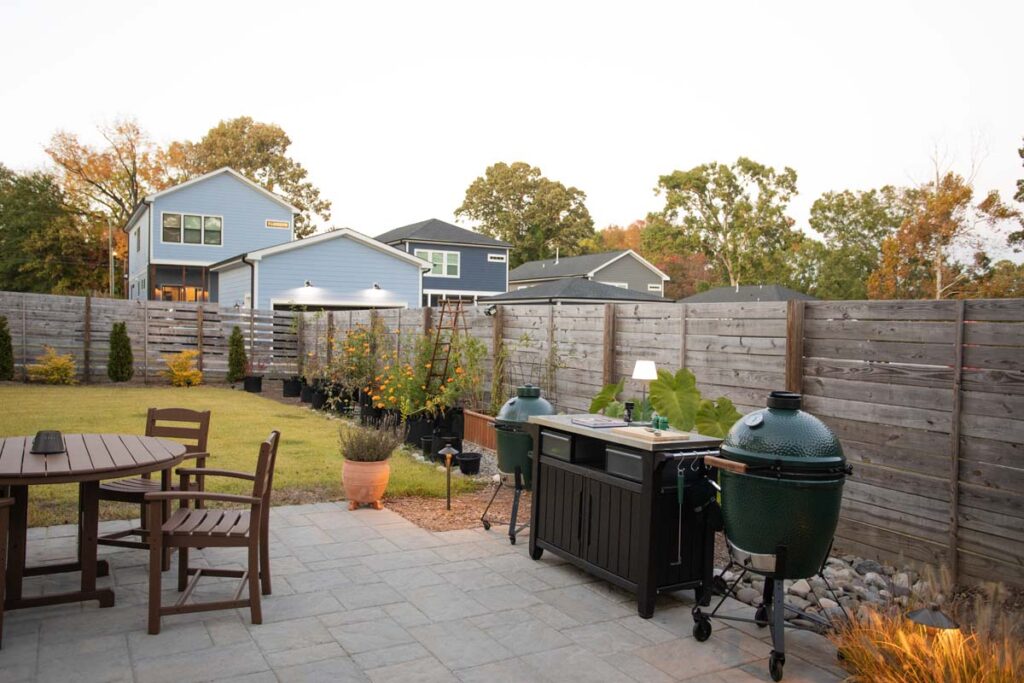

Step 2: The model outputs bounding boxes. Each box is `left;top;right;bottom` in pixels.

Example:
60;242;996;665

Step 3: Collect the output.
375;219;511;306
481;278;666;305
508;250;669;296
678;284;816;303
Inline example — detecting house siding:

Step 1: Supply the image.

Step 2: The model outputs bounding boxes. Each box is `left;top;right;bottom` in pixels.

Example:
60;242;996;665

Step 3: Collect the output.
128;205;150;278
592;255;664;294
253;236;422;309
404;240;507;295
151;172;293;265
217;263;252;308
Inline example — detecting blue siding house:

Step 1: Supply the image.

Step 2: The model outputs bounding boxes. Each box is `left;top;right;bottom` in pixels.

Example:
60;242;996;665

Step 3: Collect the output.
124;167;299;302
210;229;429;310
375;219;511;306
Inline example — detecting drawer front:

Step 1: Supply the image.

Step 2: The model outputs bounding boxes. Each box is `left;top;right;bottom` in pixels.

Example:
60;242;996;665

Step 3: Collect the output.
606;447;643;482
540;430;571;461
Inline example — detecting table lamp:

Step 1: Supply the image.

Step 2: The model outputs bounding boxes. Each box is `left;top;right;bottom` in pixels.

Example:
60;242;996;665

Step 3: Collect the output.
632;360;658;419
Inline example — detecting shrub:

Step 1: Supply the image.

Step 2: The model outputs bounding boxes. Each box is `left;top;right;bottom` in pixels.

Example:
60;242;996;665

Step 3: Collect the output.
163;350;203;387
0;315;12;381
27;346;77;385
339;415;405;462
107;322;134;382
227;326;247;383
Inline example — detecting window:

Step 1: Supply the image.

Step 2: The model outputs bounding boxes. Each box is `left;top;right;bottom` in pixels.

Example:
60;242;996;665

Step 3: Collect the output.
414;249;460;277
487;253;507;263
161;212;223;245
134;228;140;252
157;285;208;302
647;283;663;292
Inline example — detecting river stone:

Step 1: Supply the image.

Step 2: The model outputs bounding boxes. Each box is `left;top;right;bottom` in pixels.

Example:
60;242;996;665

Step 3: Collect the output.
736;587;761;605
912;580;932;598
855;559;883;575
788;578;811;598
819;597;839;611
864;572;887;589
787;595;810;611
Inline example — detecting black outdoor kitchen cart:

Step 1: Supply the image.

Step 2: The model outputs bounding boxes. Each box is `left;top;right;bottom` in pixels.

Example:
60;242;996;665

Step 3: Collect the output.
525;415;722;618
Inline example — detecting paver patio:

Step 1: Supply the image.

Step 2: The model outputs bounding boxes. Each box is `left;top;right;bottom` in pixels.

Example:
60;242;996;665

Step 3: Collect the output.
0;503;846;682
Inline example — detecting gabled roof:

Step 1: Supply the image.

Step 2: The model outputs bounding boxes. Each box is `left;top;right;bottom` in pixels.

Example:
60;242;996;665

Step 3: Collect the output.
508;249;670;283
375;219;511;248
208;228;431;272
481;278;667;305
678;285;817;303
145;167;301;214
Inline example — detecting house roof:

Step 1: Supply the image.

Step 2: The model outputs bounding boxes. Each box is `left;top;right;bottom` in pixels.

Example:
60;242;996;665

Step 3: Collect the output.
678;285;817;303
508;249;669;283
375;219;511;248
208;228;431;272
481;278;667;305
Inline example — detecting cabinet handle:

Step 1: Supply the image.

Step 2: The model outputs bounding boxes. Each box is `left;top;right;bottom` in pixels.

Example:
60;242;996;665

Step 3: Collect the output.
577;489;584;542
587;493;594;548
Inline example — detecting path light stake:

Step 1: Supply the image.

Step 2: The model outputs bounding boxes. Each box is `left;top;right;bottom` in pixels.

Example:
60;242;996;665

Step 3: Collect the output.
439;445;459;511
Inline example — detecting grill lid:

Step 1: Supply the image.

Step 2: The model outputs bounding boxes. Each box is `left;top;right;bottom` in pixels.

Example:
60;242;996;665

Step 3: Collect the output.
719;391;845;472
495;384;555;426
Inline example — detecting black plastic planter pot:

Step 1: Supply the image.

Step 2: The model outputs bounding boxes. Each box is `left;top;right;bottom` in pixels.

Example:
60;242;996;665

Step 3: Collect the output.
311;390;328;410
456;452;481;475
300;384;314;403
404;416;435;446
243;376;263;393
421;436;434;460
433;436;462;463
282;377;302;397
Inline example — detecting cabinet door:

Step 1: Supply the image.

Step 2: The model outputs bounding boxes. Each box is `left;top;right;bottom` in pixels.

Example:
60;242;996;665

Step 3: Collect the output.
583;478;643;584
535;458;587;556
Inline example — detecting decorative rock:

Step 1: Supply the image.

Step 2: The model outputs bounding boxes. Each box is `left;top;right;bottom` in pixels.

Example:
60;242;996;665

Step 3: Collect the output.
912;580;931;598
864;572;887;589
854;559;883;575
879;589;892;601
819;597;839;611
825;606;847;622
736;587;761;605
786;595;810;611
892;572;911;589
788;579;812;599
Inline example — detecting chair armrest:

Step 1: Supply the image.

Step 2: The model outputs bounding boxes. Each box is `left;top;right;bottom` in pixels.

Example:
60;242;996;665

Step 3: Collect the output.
144;491;260;505
176;467;255;481
0;498;13;509
181;451;211;462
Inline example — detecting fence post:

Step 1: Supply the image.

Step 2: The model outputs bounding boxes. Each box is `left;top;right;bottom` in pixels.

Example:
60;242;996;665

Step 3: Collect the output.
249;308;256;363
602;303;616;386
143;299;149;383
326;311;335;365
296;313;305;377
196;305;204;373
423;306;432;335
21;297;27;381
83;294;92;384
546;305;556;401
785;300;805;393
678;303;687;370
948;299;966;585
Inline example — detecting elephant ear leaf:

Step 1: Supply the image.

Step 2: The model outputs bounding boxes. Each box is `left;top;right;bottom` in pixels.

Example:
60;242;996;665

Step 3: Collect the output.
604;400;625;418
695;397;742;438
589;379;624;414
648;368;700;430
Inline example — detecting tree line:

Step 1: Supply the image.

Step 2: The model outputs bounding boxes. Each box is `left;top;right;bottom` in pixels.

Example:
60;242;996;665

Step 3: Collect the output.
1;116;1021;300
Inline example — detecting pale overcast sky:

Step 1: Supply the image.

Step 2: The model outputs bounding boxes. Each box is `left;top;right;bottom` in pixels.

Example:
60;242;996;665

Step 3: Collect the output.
1;0;1021;242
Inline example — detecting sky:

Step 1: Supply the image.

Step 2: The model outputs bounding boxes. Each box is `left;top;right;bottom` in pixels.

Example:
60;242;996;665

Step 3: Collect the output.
1;0;1021;245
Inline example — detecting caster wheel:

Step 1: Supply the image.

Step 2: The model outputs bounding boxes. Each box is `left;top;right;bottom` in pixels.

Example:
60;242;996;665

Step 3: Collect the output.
769;652;785;681
482;521;491;530
530;546;543;560
692;618;712;642
509;536;516;545
755;605;769;628
712;575;728;595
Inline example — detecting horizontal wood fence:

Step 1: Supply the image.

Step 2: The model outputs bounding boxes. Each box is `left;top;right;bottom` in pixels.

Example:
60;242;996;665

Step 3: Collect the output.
2;291;1022;586
0;292;299;382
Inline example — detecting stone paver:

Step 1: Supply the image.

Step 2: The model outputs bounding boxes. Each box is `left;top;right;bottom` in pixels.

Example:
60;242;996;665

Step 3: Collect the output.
0;503;843;682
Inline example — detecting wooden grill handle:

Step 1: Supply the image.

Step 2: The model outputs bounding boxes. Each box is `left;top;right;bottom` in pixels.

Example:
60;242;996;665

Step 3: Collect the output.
703;455;748;474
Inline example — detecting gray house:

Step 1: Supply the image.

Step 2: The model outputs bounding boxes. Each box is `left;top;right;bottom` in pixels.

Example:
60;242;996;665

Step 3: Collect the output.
482;278;667;305
678;285;816;303
375;219;511;306
508;250;669;296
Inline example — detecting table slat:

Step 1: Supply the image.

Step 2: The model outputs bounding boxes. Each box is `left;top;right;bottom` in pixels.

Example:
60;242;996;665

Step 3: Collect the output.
82;434;116;473
0;437;27;477
64;434;94;475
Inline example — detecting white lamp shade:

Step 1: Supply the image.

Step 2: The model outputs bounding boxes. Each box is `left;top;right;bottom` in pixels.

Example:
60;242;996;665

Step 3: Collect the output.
631;360;658;381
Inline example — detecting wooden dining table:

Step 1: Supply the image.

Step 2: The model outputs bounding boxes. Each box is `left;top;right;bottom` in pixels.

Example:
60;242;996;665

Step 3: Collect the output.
0;434;187;611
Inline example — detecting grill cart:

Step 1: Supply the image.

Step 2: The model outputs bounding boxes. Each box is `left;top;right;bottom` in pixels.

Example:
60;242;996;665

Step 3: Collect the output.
698;391;852;681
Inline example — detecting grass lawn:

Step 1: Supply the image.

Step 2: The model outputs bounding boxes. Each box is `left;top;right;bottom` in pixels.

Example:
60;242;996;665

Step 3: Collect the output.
0;383;480;527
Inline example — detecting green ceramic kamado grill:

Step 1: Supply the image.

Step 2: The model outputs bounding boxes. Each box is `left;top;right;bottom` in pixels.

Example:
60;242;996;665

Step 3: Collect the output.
696;391;852;682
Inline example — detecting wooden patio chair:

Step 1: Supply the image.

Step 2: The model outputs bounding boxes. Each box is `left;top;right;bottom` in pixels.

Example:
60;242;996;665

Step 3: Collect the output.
98;408;212;565
144;430;280;635
0;497;10;648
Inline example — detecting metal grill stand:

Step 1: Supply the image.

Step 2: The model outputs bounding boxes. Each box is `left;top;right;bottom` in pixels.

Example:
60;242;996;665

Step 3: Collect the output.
480;466;528;544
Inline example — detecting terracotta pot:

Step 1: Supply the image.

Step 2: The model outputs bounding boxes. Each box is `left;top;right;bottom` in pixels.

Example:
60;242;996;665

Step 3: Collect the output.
342;459;390;510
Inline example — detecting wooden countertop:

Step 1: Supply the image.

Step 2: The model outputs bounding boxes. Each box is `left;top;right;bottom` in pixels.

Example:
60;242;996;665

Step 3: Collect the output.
527;414;721;452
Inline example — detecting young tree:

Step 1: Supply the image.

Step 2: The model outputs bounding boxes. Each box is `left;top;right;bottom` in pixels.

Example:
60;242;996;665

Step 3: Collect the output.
0;315;13;380
165;117;331;237
648;158;799;287
455;162;595;267
580;220;645;253
107;322;134;382
227;326;247;383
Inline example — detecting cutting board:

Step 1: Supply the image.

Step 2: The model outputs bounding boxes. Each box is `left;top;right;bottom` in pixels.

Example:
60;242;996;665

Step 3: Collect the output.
610;426;691;443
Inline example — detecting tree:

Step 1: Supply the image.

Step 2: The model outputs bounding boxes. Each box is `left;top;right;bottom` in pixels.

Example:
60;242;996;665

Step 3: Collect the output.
581;220;645;253
227;326;247;383
804;187;912;299
656;253;716;299
648;158;799;287
0;165;107;293
1012;138;1024;249
963;258;1024;298
107;321;134;382
455;162;595;266
165;117;331;237
0;315;13;380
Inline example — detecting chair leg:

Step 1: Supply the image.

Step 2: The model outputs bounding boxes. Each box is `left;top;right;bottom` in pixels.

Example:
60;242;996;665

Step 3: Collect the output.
247;540;262;625
161;501;172;571
0;505;8;649
260;515;271;596
177;546;189;592
147;501;164;635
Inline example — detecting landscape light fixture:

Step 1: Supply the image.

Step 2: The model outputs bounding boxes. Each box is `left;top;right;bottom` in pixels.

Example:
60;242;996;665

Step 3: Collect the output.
304;280;313;287
438;445;460;510
484;304;498;317
372;283;381;290
632;360;658;416
906;605;959;630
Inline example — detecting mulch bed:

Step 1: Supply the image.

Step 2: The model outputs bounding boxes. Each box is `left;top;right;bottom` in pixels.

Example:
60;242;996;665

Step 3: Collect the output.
387;483;531;532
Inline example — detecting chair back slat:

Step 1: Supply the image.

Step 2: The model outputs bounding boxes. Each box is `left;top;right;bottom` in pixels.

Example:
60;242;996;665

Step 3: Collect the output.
251;431;281;509
145;408;211;454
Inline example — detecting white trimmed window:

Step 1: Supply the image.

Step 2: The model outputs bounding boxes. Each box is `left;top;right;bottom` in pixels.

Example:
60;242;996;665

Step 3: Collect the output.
647;283;664;292
414;249;460;277
487;253;507;263
134;228;140;252
161;212;223;246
